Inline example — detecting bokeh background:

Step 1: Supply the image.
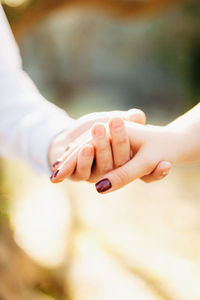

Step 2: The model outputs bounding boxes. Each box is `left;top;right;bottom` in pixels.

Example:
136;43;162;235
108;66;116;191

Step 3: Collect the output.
0;0;200;299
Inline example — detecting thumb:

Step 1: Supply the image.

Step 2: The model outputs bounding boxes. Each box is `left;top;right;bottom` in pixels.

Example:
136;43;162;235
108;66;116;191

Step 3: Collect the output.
95;150;153;193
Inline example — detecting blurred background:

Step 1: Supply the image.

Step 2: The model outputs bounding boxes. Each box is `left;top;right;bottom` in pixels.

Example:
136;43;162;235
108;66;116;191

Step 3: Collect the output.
0;0;200;299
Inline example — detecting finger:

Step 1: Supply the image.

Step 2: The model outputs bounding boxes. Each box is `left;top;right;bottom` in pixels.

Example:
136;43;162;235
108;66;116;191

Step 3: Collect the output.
109;118;130;168
95;150;155;193
52;139;86;172
70;144;94;181
50;147;81;183
141;161;171;183
91;123;113;175
51;108;146;171
125;108;146;125
73;109;146;139
52;145;71;171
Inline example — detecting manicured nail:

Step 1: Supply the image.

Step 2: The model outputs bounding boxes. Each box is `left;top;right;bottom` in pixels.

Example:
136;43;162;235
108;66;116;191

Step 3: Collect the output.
52;161;60;168
65;146;70;151
95;178;112;193
53;169;59;178
50;174;53;180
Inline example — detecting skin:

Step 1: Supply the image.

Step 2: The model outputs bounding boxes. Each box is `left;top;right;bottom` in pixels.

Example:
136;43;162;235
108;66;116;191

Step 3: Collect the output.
95;103;200;193
49;109;171;184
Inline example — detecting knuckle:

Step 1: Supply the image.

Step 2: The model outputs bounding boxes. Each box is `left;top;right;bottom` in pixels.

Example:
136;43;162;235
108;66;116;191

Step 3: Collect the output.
114;168;130;186
100;165;113;175
95;138;108;150
142;160;155;175
76;172;90;181
97;143;107;151
115;137;128;146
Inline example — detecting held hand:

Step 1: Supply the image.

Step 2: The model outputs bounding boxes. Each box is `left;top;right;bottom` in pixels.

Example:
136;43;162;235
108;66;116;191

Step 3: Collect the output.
95;122;179;193
49;111;171;184
49;109;146;181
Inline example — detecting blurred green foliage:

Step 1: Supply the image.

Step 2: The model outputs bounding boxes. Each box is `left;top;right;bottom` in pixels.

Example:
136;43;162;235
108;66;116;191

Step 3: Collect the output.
3;0;200;120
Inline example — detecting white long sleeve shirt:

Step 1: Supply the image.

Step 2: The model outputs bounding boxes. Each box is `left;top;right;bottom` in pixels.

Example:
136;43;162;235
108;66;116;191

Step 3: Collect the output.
0;6;74;174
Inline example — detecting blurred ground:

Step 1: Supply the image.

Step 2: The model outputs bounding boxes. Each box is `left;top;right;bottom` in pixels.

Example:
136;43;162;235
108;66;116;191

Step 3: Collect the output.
2;159;200;300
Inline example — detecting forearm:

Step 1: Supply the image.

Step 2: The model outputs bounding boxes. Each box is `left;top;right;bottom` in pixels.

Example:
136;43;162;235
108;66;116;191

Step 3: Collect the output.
0;69;75;173
0;5;75;173
167;103;200;164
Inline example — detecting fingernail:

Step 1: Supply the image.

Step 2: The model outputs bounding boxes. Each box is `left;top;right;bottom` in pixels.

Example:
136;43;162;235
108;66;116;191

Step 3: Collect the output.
52;161;60;168
162;171;169;176
111;119;123;130
95;178;112;193
82;147;93;156
158;171;169;179
65;146;70;151
53;169;59;178
50;174;53;180
94;126;105;138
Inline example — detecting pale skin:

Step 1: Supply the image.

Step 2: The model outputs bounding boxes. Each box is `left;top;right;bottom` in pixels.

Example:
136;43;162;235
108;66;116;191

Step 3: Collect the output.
94;103;200;193
49;109;171;184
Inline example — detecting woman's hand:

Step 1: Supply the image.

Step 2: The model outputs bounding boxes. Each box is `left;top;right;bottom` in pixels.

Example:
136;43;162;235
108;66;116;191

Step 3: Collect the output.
49;109;145;167
49;110;171;184
49;109;145;181
95;121;181;193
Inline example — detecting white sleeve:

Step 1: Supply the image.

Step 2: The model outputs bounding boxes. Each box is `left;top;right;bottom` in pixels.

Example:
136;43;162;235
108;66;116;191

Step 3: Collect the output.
0;6;75;174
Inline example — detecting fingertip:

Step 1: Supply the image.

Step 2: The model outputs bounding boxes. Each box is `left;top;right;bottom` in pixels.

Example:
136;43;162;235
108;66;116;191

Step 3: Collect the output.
51;153;77;182
127;108;146;124
91;123;105;138
50;170;63;183
109;117;124;131
141;161;172;183
95;178;112;193
155;161;172;178
159;161;172;170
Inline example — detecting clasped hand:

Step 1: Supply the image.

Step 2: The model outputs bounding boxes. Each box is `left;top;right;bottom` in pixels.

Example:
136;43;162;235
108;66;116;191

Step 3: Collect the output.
49;109;171;192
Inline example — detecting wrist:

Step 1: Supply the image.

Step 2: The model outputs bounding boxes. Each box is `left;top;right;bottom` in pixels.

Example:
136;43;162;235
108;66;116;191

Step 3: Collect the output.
166;120;200;165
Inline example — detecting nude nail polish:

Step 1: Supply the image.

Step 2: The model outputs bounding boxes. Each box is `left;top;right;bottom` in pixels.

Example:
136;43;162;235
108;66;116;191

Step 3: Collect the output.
95;179;112;193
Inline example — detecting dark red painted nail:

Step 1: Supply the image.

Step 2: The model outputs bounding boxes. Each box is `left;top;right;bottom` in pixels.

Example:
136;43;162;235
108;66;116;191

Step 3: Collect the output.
52;161;60;168
53;169;59;178
95;179;112;193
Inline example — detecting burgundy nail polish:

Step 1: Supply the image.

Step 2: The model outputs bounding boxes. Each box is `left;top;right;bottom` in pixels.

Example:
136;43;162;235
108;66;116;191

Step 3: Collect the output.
95;179;112;193
53;169;59;178
52;161;60;168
